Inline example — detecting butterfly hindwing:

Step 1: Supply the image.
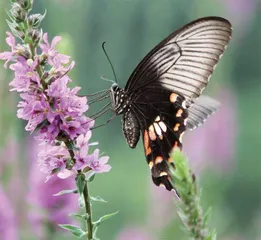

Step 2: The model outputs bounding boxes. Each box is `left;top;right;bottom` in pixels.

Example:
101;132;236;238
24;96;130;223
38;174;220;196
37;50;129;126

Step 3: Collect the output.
132;88;188;191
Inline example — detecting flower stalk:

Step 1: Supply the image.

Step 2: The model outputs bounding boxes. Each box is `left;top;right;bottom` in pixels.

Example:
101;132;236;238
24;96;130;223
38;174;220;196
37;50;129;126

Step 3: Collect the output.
169;149;216;240
83;182;93;239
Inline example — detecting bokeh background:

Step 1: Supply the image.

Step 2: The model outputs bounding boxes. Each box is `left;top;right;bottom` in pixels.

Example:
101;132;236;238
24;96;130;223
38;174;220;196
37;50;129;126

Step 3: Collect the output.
0;0;261;239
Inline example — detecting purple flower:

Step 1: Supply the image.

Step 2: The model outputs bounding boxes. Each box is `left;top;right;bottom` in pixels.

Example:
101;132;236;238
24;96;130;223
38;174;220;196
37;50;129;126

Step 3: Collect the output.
46;75;71;98
38;132;110;180
87;149;111;174
9;57;40;92
0;186;18;240
40;33;70;68
17;92;50;132
0;32;16;68
38;144;69;177
184;88;237;173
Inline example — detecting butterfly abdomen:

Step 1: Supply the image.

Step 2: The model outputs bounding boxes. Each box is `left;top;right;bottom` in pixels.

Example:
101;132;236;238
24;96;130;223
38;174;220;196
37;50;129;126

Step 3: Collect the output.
122;109;141;148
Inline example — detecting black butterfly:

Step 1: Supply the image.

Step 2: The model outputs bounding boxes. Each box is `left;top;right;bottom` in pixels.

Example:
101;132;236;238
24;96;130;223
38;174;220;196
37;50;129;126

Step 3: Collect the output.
106;17;232;191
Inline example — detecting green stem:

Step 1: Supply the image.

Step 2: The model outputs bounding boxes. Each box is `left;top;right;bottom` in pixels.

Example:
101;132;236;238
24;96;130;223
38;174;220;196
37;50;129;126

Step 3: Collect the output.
83;181;93;239
64;141;93;239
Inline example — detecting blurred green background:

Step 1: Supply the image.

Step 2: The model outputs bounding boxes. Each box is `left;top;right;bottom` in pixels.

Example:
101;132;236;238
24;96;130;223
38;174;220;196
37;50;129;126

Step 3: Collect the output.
0;0;261;239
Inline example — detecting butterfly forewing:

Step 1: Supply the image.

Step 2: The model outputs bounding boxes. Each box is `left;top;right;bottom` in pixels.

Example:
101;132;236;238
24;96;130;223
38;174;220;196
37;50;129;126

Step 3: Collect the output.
125;17;232;101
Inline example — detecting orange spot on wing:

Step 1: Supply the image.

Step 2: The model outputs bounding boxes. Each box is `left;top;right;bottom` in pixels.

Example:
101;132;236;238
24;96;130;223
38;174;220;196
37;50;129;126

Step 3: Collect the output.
155;156;163;164
173;123;180;131
146;146;152;156
170;93;178;103
176;109;183;117
144;130;149;149
144;130;152;156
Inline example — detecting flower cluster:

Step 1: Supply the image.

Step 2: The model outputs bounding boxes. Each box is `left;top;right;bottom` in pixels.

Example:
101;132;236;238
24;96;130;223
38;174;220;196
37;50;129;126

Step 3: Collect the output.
0;1;110;180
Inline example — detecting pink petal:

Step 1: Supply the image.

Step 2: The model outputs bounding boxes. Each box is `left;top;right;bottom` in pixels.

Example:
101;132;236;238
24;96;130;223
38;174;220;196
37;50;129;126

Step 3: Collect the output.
58;53;70;64
57;169;75;179
0;51;12;60
99;156;109;164
100;164;111;173
51;36;62;49
71;86;81;95
42;33;49;44
6;32;15;48
0;52;12;68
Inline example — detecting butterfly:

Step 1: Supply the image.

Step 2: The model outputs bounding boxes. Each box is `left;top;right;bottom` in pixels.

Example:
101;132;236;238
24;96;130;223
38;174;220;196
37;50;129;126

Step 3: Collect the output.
107;16;232;191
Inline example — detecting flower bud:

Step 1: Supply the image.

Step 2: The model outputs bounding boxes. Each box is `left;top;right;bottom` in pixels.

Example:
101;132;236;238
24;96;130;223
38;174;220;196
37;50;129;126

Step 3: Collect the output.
28;13;45;28
28;29;42;44
10;3;26;23
15;0;32;10
39;53;48;65
16;45;31;59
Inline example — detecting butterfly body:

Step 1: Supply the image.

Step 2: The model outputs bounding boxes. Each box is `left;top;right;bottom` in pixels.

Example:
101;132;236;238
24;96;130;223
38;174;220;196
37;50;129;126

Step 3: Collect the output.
108;17;232;191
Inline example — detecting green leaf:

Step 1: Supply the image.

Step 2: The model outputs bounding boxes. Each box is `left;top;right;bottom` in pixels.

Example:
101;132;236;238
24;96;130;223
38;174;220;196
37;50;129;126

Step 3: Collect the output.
76;174;86;196
92;224;99;239
6;19;23;39
59;224;86;238
203;207;212;227
87;172;96;182
90;196;107;203
6;9;15;21
93;211;119;227
69;213;89;221
53;189;78;196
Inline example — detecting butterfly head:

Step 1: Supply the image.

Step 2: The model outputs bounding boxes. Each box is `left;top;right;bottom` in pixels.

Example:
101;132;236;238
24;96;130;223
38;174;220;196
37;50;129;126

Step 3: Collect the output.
110;83;129;115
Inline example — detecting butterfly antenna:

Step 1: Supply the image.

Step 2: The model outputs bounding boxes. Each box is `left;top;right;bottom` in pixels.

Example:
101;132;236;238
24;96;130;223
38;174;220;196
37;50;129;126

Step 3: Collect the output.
102;42;118;84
